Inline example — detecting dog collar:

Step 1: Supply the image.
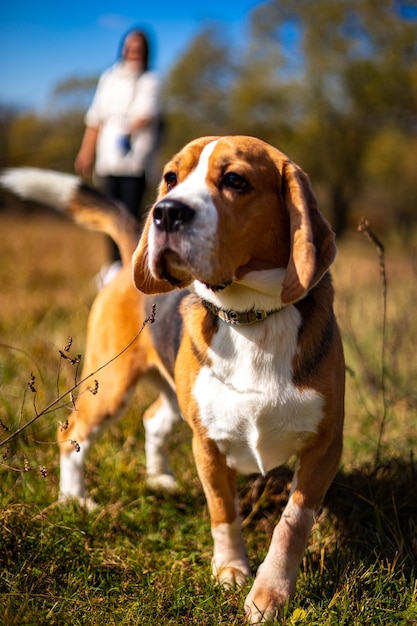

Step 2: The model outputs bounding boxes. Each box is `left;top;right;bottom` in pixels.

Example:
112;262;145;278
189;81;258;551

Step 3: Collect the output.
202;300;284;325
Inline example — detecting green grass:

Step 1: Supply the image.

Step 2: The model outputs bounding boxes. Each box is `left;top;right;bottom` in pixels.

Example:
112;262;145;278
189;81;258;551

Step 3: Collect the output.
0;207;416;624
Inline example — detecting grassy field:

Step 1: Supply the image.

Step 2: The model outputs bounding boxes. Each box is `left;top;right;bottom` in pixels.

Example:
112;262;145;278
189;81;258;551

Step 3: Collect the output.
0;204;416;625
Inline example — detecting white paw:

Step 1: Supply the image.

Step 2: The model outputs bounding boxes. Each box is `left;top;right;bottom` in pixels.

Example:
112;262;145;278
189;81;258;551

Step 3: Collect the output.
217;564;251;588
146;473;179;493
59;493;98;512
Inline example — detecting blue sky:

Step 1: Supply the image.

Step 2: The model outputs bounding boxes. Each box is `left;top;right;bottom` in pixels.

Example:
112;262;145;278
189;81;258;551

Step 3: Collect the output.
0;0;265;112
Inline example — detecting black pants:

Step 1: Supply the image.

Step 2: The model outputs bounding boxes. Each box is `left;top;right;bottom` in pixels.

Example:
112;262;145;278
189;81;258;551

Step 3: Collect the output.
102;174;146;262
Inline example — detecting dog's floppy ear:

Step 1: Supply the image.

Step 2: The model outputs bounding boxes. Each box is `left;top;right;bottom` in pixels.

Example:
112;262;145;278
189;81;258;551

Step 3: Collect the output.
132;214;176;295
280;160;336;304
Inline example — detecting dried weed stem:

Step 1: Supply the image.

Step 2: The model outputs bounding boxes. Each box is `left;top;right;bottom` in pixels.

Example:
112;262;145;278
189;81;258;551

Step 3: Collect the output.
0;304;156;450
357;218;388;466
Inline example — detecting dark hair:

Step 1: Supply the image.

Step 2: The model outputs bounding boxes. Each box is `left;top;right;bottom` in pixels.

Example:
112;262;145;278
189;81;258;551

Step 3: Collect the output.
118;28;150;71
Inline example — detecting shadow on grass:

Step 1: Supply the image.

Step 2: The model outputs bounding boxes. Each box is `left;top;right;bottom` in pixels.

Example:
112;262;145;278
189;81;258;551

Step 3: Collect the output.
239;455;417;576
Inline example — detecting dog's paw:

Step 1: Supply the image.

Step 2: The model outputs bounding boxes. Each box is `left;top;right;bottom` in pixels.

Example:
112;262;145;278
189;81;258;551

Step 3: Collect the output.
244;591;285;624
219;566;250;588
244;582;291;624
58;493;98;512
146;473;179;493
213;559;251;588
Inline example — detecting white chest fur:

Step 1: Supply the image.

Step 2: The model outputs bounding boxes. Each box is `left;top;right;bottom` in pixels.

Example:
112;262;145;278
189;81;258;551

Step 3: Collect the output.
193;306;324;475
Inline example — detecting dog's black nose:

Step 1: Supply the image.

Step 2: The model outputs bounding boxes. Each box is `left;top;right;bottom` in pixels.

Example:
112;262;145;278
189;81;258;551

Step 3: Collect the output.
153;199;195;233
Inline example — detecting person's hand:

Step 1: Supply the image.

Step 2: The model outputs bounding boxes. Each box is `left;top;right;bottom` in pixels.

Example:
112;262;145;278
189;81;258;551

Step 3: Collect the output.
74;150;94;179
128;117;149;133
75;126;98;179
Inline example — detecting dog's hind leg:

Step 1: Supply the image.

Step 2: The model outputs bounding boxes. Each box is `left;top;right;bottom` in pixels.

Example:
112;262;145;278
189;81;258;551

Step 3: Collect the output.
143;384;181;492
57;358;138;509
57;268;153;508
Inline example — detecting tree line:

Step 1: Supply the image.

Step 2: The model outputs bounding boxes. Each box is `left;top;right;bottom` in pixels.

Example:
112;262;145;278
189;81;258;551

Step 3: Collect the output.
2;0;416;239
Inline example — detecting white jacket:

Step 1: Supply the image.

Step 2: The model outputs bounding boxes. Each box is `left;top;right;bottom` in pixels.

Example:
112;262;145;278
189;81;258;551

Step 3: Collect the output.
86;63;161;177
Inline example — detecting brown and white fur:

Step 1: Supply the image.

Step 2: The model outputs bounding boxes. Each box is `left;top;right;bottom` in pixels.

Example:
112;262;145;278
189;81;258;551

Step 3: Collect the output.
1;136;345;623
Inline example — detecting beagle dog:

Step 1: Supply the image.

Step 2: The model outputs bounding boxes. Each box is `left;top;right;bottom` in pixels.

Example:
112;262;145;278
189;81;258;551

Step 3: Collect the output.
1;136;345;623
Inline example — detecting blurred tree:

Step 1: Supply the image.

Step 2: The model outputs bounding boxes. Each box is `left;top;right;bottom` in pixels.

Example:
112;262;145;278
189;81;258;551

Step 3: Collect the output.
5;110;84;172
6;113;50;166
160;24;236;163
160;1;417;235
36;111;85;171
240;0;417;234
0;76;94;173
363;128;417;241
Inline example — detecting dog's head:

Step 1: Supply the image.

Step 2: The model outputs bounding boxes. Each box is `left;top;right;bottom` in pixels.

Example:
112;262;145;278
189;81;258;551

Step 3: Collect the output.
132;136;335;304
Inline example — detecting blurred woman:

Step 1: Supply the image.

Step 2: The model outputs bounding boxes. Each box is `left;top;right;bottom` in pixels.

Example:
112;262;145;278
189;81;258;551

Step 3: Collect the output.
75;27;161;284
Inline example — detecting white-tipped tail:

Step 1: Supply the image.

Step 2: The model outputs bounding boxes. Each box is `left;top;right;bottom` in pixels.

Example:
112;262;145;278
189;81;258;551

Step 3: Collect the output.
1;166;141;265
0;167;79;211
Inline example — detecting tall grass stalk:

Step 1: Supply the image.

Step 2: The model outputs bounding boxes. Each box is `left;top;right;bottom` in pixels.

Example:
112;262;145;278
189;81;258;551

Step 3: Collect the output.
357;218;388;466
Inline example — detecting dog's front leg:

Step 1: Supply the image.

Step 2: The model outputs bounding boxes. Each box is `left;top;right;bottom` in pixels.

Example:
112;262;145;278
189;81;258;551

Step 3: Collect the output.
244;439;342;624
192;434;251;586
244;488;313;623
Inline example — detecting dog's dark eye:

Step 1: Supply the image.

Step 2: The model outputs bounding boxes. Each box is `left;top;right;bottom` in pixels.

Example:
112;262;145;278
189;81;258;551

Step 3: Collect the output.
222;172;250;192
164;172;177;191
